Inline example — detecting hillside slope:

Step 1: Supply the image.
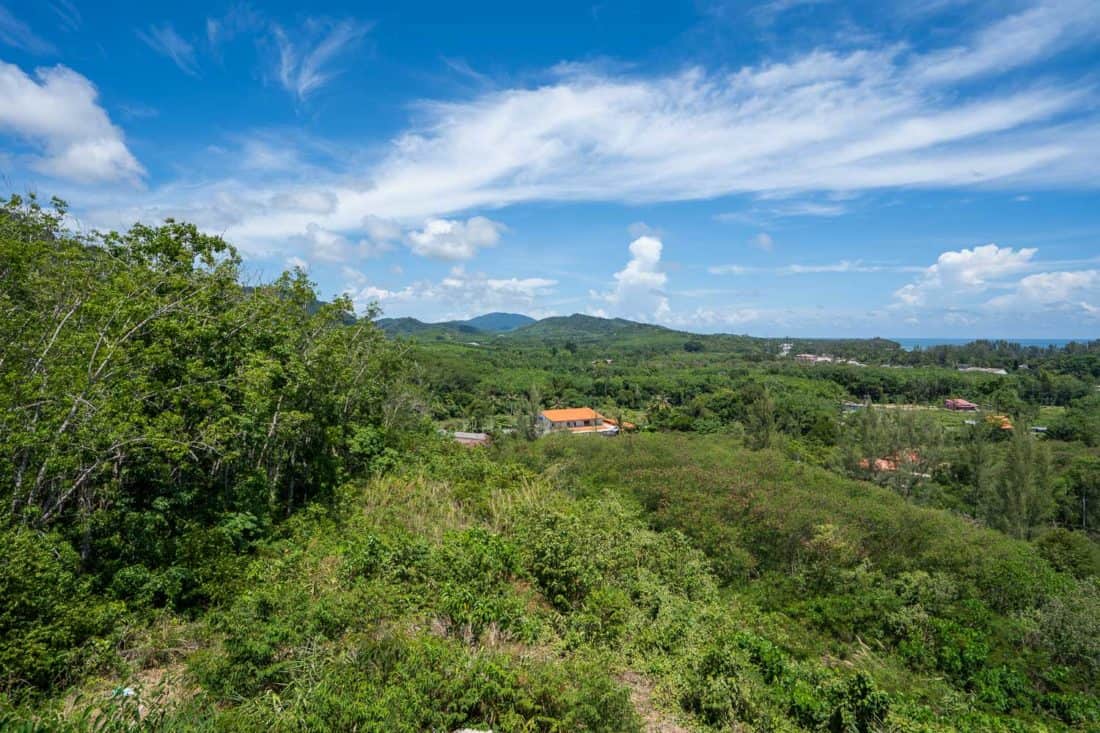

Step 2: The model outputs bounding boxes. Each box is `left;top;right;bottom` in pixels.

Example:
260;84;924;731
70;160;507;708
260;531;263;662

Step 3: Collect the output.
463;312;535;332
508;313;681;342
19;435;1096;730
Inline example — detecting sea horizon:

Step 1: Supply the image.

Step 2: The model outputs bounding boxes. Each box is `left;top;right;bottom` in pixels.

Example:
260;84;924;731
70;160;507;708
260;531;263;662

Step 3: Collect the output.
890;337;1084;350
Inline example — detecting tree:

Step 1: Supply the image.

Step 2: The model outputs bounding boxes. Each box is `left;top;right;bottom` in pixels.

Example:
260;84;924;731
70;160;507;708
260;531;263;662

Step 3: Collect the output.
991;430;1054;539
0;195;410;593
745;384;776;450
517;385;543;440
1060;455;1100;532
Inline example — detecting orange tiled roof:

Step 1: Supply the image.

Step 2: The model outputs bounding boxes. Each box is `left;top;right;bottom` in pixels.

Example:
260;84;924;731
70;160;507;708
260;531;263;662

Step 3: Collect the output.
541;407;601;422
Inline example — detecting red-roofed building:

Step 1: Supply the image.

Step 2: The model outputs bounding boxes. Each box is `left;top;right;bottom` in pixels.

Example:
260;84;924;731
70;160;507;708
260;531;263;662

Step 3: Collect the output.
538;408;634;435
945;398;978;411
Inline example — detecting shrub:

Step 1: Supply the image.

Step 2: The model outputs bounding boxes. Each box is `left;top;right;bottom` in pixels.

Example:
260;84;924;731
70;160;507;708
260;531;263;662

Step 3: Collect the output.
0;528;123;696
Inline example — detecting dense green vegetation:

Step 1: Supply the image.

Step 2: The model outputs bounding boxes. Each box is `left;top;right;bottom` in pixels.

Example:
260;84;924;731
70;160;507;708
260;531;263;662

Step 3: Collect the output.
1;195;1097;730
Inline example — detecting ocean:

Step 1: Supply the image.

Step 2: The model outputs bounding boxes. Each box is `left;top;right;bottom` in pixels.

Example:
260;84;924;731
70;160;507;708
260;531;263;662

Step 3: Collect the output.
892;337;1082;351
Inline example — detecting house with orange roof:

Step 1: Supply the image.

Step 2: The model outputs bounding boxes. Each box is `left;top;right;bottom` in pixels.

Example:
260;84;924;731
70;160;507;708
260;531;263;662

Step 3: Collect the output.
538;407;634;435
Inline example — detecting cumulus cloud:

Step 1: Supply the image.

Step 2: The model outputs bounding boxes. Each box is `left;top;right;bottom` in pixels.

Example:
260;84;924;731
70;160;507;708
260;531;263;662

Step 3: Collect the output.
986;269;1099;313
593;235;670;320
0;61;144;183
889;243;1100;328
894;244;1038;306
294;222;391;262
406;216;504;260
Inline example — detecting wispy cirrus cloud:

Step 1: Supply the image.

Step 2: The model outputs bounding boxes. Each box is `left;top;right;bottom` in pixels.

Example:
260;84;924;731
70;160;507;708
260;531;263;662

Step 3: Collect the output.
917;0;1099;83
0;5;56;54
708;260;924;276
271;19;370;101
31;0;1094;305
48;0;81;32
137;24;199;76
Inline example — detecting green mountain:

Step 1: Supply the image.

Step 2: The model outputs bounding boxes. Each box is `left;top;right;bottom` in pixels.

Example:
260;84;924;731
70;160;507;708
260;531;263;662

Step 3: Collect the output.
375;313;533;338
507;313;679;341
374;317;481;338
462;312;535;332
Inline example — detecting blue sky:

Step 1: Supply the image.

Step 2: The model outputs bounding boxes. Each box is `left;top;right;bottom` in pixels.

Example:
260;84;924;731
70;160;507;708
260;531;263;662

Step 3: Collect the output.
1;0;1099;337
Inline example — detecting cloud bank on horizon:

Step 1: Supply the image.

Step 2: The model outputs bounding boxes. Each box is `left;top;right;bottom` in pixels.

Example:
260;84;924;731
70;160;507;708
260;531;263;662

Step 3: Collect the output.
0;0;1098;336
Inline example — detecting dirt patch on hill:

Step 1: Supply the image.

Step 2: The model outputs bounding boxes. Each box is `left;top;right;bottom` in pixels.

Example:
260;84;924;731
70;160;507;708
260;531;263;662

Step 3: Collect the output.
618;670;694;733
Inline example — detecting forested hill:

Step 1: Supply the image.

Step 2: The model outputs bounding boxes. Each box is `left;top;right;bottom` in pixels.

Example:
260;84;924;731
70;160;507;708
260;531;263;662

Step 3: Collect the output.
374;310;1099;373
463;312;536;332
1;195;1098;730
375;311;533;338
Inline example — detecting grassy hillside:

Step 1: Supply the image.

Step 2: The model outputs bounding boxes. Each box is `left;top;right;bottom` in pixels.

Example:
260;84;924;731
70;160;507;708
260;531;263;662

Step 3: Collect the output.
506;434;1098;728
9;435;1096;730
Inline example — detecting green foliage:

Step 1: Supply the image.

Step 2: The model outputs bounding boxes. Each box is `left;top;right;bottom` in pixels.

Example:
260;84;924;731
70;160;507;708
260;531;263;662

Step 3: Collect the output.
0;196;414;613
0;528;123;697
5;198;1099;730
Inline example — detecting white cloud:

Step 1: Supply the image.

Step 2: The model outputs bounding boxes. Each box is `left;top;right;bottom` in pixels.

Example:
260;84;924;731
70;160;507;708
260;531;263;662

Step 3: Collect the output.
239;138;306;172
783;260;873;274
917;0;1099;83
69;1;1100;250
270;189;337;214
889;243;1100;328
291;222;391;263
893;244;1038;306
285;255;309;271
137;24;199;76
593;235;670;319
362;215;403;243
298;223;354;262
206;4;263;49
343;265;556;318
986;269;1099;312
271;19;369;100
406;216;504;260
708;260;923;276
0;61;144;183
708;264;752;275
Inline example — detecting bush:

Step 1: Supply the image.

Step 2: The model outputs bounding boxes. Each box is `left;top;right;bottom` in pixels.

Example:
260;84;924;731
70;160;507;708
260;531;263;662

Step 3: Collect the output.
0;528;123;696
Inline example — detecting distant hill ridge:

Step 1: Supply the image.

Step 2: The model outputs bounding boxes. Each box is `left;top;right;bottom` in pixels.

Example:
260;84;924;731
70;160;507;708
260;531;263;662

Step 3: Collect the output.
374;312;535;337
374;312;668;337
